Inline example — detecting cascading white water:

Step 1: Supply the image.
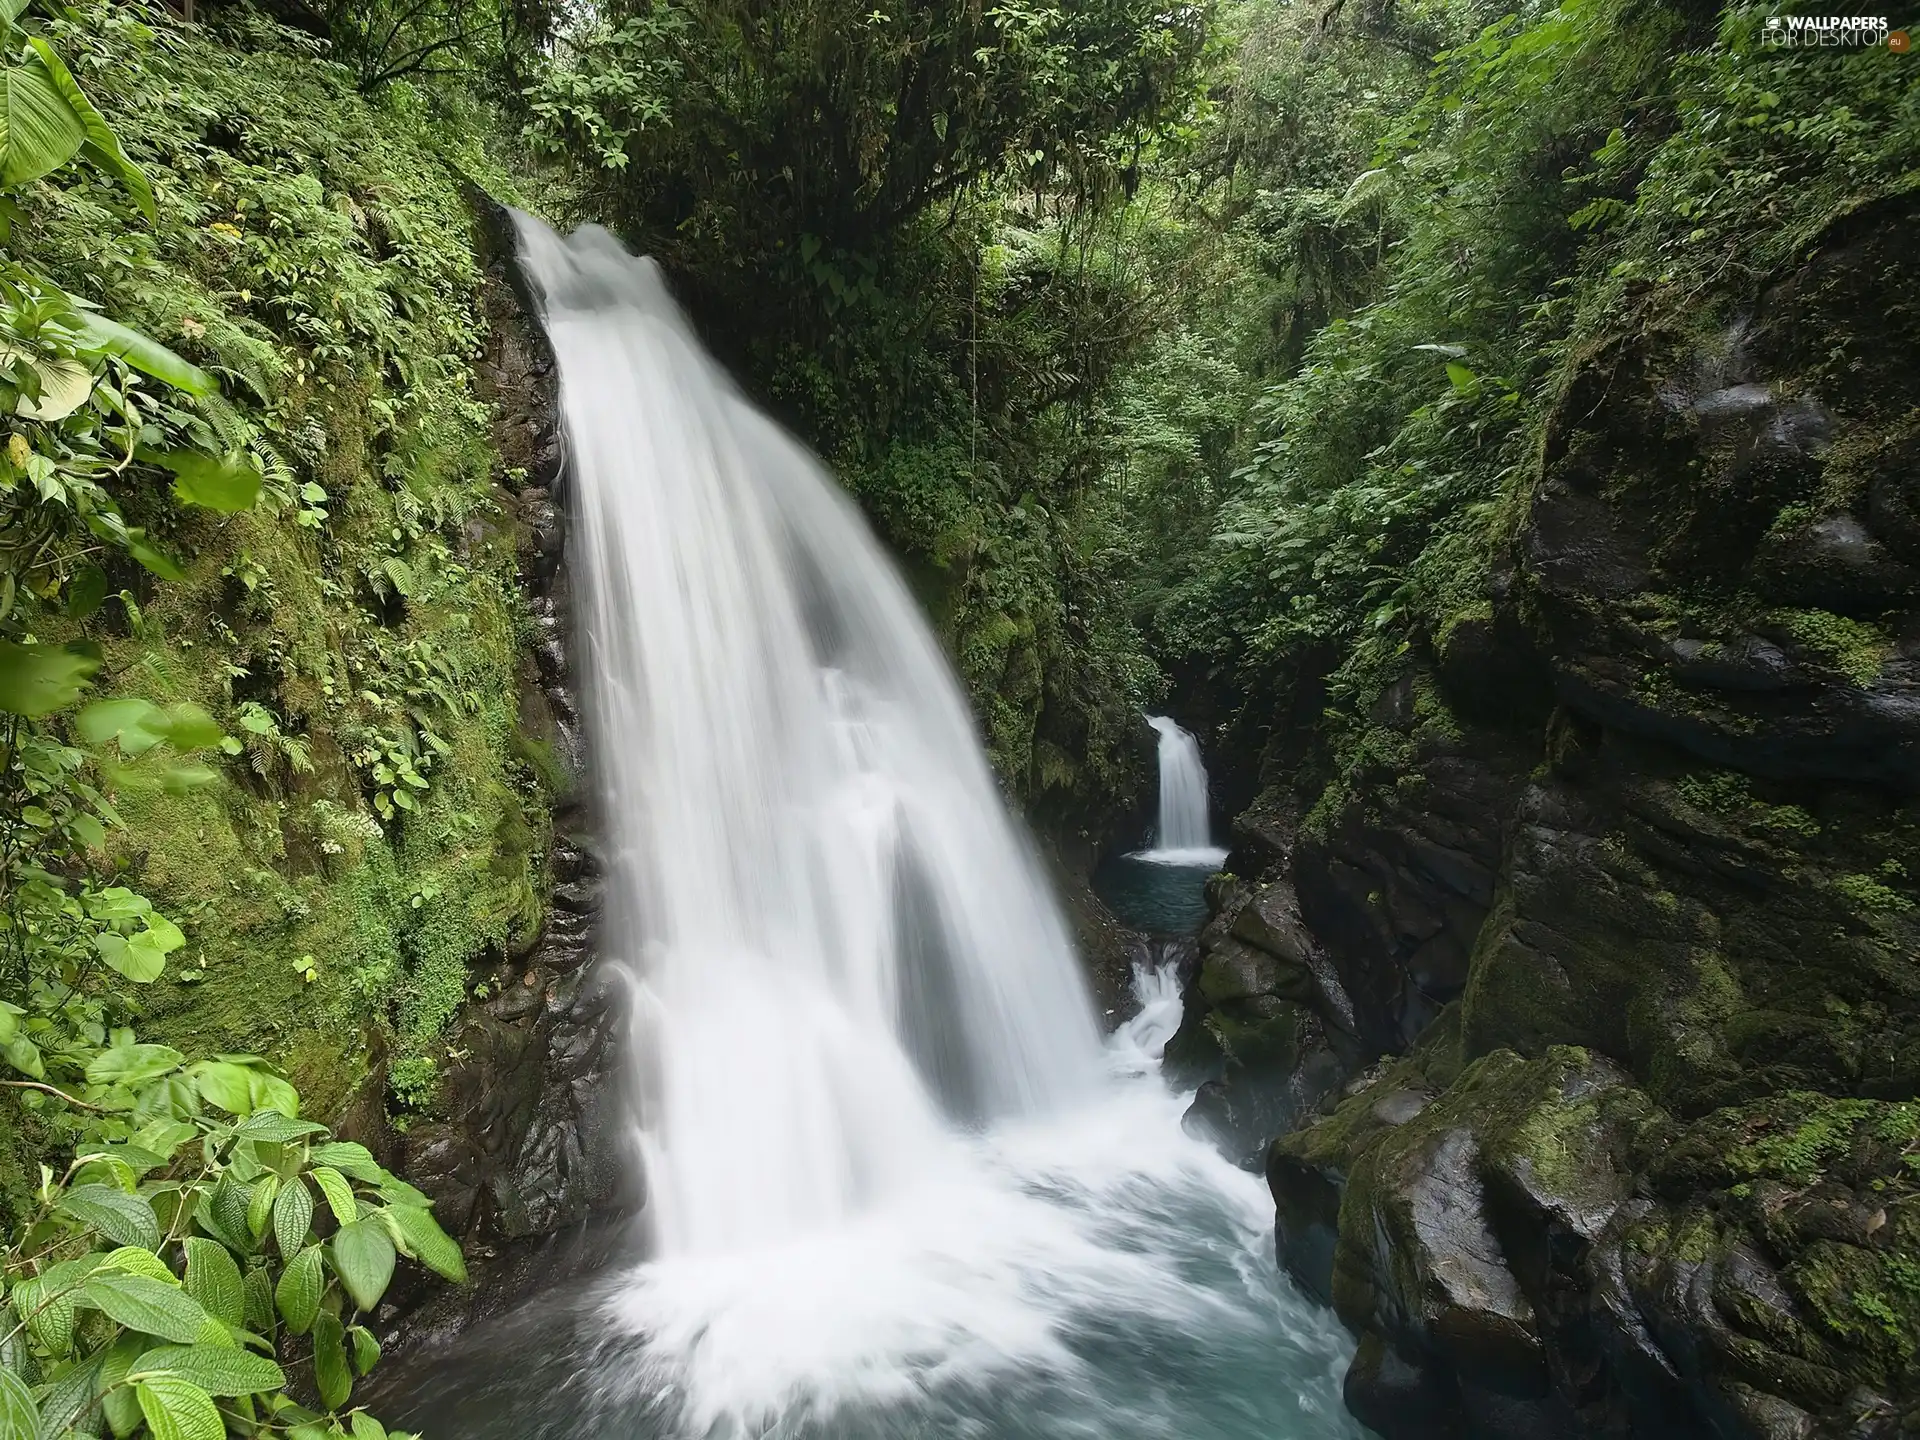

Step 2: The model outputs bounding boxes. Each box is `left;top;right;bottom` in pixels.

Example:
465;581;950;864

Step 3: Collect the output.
514;216;1103;1255
494;215;1363;1440
1139;716;1227;866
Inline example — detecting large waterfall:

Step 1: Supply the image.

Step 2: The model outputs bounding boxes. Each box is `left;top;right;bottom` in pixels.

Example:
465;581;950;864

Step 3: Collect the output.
512;215;1102;1257
426;216;1364;1440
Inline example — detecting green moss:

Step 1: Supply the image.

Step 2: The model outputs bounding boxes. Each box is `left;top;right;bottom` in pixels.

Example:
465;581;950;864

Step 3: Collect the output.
1727;1096;1883;1186
1833;866;1915;917
1767;503;1816;539
1669;1209;1721;1265
1433;599;1492;655
1410;673;1464;745
1299;780;1345;843
1765;609;1892;689
1676;771;1750;816
1793;1240;1917;1373
388;1055;440;1112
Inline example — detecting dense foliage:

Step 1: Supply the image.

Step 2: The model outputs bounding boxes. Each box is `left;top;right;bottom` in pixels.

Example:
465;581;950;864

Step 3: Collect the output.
0;2;534;1431
1133;0;1917;796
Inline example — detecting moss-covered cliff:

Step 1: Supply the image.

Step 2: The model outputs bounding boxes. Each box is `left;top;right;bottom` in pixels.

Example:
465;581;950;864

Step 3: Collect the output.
6;4;553;1157
1171;22;1920;1438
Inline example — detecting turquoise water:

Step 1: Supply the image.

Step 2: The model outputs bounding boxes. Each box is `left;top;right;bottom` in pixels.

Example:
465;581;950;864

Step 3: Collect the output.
1095;851;1222;935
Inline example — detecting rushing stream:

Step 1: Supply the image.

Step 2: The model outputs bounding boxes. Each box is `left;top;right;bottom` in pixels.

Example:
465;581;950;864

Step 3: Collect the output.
399;218;1364;1439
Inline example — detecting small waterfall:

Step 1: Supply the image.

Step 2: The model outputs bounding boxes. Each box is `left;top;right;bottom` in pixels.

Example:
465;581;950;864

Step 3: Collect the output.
1140;716;1226;866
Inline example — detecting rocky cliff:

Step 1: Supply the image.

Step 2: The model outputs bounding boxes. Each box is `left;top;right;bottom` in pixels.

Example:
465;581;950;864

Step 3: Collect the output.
1176;196;1920;1440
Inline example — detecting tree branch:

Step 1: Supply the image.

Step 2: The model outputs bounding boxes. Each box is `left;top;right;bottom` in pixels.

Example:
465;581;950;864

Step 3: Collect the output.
360;29;474;91
1;1079;111;1112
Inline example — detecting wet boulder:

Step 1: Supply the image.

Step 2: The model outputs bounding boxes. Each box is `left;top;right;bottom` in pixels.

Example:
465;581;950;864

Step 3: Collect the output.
1359;1125;1551;1401
1171;875;1364;1163
1345;1331;1467;1440
1273;1048;1670;1440
1750;511;1920;615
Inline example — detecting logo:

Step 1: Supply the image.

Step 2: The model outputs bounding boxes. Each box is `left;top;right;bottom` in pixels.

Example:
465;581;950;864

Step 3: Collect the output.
1762;14;1905;47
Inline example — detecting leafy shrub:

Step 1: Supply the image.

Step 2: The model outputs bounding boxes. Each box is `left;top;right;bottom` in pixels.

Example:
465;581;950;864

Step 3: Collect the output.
1;1054;463;1439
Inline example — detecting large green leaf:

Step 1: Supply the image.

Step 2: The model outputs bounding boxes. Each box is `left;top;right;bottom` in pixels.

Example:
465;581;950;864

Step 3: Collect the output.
66;562;108;618
311;1312;352;1410
58;1185;162;1250
0;343;92;419
246;1173;280;1241
273;1177;314;1259
99;1333;149;1437
151;702;224;751
2;1033;43;1080
12;1274;74;1355
0;52;84;187
274;1245;324;1336
204;1172;254;1253
234;1110;327;1145
79;699;226;757
347;1324;381;1377
78;699;160;755
310;1166;358;1227
95;1247;179;1286
249;1070;300;1119
128;1343;285;1397
309;1142;382;1183
104;1373;144;1438
69;310;215;396
0;1361;37;1440
0;639;100;716
190;1060;257;1116
143;447;262;514
86;1041;186;1089
24;38;154;219
78;1273;209;1344
385;1204;466;1284
125;530;187;581
80;697;162;754
182;1238;244;1330
93;929;169;983
242;1266;275;1336
329;1220;395;1312
136;1375;224;1440
85;887;152;922
30;1350;103;1439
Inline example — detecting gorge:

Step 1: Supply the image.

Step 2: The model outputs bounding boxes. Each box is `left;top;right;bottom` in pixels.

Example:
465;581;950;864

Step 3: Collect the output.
0;3;1913;1440
377;211;1369;1440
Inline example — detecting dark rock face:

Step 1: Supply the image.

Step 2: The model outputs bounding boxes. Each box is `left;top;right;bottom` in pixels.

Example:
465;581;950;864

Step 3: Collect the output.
1166;864;1364;1164
1212;202;1920;1438
1037;711;1161;1018
380;199;636;1336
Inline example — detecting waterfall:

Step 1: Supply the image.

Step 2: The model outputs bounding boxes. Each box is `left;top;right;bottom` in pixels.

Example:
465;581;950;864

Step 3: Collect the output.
466;215;1364;1440
1140;716;1226;866
513;215;1103;1255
